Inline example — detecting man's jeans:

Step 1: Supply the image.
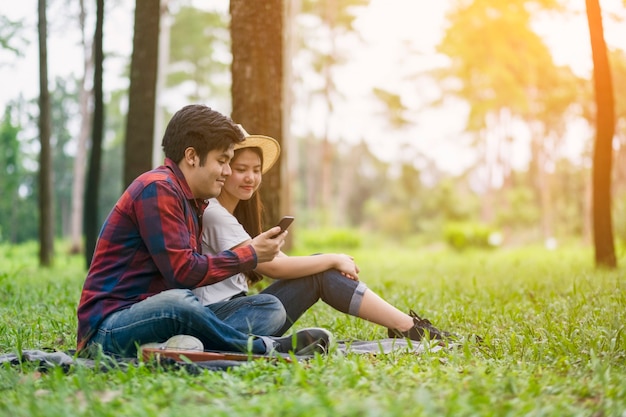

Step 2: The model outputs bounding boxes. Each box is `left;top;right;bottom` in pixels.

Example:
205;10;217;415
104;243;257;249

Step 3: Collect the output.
88;268;366;357
88;289;284;357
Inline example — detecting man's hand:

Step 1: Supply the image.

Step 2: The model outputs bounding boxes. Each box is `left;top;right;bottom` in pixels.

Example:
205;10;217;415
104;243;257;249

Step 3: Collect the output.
250;227;286;263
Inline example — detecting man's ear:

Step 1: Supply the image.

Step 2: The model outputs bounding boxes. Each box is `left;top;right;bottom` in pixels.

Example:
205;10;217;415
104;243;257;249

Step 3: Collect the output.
183;147;198;167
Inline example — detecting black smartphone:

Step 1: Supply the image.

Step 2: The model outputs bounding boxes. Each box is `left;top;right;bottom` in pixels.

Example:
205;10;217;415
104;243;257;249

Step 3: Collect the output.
271;216;294;238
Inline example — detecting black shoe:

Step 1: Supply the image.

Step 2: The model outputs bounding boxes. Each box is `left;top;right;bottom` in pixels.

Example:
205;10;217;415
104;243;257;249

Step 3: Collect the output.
388;310;456;341
271;327;333;355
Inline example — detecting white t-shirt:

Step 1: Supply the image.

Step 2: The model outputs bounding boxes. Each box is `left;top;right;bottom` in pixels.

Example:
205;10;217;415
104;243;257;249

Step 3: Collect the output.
192;198;251;305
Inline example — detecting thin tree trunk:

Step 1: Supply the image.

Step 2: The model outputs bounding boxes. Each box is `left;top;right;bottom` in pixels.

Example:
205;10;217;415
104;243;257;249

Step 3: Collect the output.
84;0;104;267
38;0;54;266
586;0;616;268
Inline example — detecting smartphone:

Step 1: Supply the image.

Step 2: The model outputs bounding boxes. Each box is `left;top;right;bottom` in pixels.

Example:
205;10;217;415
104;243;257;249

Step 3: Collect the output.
271;216;294;238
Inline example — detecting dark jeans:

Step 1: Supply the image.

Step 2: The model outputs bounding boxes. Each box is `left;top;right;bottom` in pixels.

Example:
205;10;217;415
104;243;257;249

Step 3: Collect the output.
260;268;367;335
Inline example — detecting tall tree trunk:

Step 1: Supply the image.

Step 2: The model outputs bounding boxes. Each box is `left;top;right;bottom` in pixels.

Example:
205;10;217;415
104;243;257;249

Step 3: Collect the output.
124;0;160;187
84;0;104;267
230;0;284;227
586;0;617;268
38;0;54;266
70;0;93;255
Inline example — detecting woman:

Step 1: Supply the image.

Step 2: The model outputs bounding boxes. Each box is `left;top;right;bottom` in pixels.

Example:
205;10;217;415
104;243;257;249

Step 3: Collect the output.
193;126;454;342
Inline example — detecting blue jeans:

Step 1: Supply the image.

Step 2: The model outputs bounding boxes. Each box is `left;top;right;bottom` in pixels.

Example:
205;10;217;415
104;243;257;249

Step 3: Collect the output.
88;268;365;357
88;289;283;357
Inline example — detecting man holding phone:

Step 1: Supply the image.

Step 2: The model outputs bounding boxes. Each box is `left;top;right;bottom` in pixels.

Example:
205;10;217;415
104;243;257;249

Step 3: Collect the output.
76;105;332;358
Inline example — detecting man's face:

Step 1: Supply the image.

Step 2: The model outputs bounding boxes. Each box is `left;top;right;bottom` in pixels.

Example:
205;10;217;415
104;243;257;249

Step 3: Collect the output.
187;147;234;199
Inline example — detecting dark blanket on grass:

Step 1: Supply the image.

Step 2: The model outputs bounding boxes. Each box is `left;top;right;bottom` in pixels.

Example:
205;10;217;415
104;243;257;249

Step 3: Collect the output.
0;338;448;373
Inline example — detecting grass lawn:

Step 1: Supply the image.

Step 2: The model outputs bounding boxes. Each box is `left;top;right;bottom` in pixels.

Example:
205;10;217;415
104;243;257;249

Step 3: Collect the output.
0;240;625;416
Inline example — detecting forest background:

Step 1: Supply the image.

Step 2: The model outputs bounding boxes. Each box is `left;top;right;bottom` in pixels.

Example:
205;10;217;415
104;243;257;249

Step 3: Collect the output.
0;0;625;267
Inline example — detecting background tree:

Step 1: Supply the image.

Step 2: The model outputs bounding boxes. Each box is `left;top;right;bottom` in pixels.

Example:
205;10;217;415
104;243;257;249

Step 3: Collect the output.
610;49;626;245
230;0;285;227
50;77;78;238
84;0;104;267
0;106;22;242
123;0;160;187
296;0;368;226
167;5;230;105
0;15;27;60
69;0;94;254
435;0;579;243
38;0;54;266
585;0;617;268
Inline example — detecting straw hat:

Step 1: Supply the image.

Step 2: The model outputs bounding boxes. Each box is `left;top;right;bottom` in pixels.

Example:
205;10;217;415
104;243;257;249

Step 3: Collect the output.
234;125;281;173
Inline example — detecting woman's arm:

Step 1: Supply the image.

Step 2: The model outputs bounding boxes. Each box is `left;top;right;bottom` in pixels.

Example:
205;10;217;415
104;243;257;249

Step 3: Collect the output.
254;252;360;281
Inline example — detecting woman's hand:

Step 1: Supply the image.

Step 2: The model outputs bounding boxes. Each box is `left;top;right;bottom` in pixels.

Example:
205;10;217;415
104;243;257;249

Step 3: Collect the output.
333;254;360;281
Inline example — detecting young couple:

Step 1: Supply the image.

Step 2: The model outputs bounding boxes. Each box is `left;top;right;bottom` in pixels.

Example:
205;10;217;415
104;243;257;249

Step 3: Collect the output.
76;104;453;359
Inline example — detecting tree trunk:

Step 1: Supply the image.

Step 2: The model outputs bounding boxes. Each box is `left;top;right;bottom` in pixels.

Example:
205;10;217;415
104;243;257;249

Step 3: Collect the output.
586;0;617;268
38;0;54;267
230;0;284;227
84;0;104;267
70;0;93;255
124;0;160;187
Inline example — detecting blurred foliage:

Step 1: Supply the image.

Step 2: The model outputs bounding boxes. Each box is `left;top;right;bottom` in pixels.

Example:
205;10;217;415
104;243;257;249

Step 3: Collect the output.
292;228;362;253
615;193;626;246
443;221;500;251
1;0;625;256
167;5;230;105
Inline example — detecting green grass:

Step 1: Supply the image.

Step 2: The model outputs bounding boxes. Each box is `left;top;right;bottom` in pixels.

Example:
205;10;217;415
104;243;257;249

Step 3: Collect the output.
1;240;625;416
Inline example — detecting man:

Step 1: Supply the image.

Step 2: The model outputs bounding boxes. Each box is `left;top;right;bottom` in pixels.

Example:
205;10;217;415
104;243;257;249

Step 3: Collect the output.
77;105;331;357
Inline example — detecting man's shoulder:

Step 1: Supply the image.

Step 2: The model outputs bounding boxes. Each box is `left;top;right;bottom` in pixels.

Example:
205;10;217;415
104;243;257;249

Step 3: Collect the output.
127;167;177;195
137;166;172;183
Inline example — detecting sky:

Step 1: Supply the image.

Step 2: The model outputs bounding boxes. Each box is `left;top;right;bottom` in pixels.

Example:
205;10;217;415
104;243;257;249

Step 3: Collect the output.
1;0;625;174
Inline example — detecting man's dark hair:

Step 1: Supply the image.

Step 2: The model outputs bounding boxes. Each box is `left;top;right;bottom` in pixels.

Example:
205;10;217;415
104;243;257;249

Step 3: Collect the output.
162;105;244;165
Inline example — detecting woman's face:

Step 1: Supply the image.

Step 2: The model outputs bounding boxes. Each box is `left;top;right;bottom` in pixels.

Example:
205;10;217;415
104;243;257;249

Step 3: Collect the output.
222;148;262;201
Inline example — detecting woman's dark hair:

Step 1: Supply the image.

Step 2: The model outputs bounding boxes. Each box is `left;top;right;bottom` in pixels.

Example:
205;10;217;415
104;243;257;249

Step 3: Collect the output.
232;147;265;284
162;105;244;164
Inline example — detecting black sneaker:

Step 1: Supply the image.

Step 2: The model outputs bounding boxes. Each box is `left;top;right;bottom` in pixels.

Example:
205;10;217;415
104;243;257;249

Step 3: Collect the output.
271;327;333;355
388;310;456;341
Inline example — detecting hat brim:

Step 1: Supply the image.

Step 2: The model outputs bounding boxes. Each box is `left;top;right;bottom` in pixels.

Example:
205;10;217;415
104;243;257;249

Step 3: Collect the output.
234;134;281;173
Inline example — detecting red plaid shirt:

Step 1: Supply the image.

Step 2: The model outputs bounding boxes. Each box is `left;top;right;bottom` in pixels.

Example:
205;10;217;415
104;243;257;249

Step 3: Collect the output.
76;158;257;350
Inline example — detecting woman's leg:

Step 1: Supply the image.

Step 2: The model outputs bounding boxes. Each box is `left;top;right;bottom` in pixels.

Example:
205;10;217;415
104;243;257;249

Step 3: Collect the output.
88;289;270;357
262;269;416;335
261;269;363;335
357;290;415;330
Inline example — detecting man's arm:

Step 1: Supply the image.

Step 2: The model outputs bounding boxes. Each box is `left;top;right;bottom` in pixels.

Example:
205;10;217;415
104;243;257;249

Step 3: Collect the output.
136;181;258;288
